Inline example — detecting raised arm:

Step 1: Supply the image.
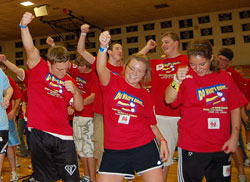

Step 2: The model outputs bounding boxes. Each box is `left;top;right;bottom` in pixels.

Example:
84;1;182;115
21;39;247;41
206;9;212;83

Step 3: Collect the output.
46;36;55;47
165;66;188;104
96;31;111;86
138;39;157;55
0;54;25;80
77;24;95;64
20;12;40;69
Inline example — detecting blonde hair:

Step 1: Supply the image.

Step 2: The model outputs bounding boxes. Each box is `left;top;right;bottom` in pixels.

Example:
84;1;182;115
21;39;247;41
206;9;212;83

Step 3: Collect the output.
123;53;151;86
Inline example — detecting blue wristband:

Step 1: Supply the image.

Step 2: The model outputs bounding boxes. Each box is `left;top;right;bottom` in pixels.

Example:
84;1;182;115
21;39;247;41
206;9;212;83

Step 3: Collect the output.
99;46;108;52
19;24;27;29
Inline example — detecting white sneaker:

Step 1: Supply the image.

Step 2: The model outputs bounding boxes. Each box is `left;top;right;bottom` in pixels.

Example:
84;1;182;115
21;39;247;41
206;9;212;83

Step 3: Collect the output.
10;171;18;182
239;175;248;182
246;143;250;151
244;159;250;167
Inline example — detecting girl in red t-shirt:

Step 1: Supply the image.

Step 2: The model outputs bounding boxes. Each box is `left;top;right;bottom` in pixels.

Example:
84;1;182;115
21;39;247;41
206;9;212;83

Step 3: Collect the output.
96;31;169;182
165;39;247;181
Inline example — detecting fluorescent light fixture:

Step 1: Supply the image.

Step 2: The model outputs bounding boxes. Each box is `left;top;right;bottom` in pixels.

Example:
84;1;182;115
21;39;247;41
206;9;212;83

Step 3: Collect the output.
20;1;34;6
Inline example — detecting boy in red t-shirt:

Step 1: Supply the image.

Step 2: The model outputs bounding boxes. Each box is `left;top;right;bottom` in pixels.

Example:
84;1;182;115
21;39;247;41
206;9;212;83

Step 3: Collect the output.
139;32;188;181
20;12;84;182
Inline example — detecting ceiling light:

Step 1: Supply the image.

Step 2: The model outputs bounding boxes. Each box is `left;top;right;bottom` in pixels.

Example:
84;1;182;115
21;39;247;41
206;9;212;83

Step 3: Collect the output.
20;1;34;6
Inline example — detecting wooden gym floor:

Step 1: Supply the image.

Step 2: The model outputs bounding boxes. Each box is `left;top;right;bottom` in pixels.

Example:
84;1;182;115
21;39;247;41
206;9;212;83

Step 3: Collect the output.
1;129;250;181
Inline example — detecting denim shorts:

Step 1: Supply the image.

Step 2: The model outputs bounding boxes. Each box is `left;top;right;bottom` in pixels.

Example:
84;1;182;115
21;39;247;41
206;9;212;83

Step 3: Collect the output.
8;119;20;146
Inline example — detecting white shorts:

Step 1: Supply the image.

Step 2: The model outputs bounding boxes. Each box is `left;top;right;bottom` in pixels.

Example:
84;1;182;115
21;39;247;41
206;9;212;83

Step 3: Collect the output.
156;115;180;166
73;116;94;158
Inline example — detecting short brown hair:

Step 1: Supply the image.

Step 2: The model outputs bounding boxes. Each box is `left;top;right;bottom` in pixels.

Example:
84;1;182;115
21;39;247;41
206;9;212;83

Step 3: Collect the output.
108;42;122;51
47;46;69;64
75;56;92;68
161;31;180;42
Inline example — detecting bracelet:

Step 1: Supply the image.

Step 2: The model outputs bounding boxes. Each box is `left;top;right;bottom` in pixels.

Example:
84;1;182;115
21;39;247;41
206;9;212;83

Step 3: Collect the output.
81;32;86;36
4;58;7;63
171;77;181;92
99;45;109;53
173;74;182;83
51;43;55;47
19;24;27;29
159;139;167;143
171;80;181;92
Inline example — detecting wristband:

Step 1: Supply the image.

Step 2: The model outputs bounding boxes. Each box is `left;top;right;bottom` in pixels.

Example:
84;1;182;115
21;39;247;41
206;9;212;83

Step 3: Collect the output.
51;43;55;47
81;32;86;36
159;138;167;143
19;24;27;29
171;78;181;92
174;74;182;83
99;45;109;53
4;58;7;63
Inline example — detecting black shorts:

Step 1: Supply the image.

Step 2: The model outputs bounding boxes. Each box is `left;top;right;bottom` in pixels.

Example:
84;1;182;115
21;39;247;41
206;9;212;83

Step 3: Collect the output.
99;139;163;179
0;130;8;154
178;148;231;182
30;129;79;182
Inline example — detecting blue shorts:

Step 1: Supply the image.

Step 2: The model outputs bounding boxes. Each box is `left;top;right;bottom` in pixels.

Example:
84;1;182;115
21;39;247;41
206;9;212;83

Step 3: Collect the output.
8;120;20;146
99;139;163;179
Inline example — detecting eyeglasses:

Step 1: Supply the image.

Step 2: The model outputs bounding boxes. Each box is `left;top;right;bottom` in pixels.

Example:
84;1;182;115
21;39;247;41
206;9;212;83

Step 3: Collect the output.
127;65;145;75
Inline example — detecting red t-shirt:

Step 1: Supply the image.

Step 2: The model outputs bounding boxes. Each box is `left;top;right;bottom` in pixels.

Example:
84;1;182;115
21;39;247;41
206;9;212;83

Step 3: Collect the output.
150;55;189;116
173;69;247;152
227;67;246;94
101;73;156;150
27;58;76;136
92;58;123;115
7;76;22;114
69;63;98;117
244;79;250;102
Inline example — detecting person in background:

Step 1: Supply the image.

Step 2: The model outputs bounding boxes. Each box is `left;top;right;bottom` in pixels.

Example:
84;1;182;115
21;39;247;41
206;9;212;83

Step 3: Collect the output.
217;48;249;182
19;12;84;181
139;32;189;181
77;24;123;170
0;69;13;182
165;39;247;182
0;62;21;182
242;79;250;151
69;56;98;182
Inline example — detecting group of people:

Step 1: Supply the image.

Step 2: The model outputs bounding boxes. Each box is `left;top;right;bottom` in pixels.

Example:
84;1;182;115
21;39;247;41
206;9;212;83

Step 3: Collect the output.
0;11;249;182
